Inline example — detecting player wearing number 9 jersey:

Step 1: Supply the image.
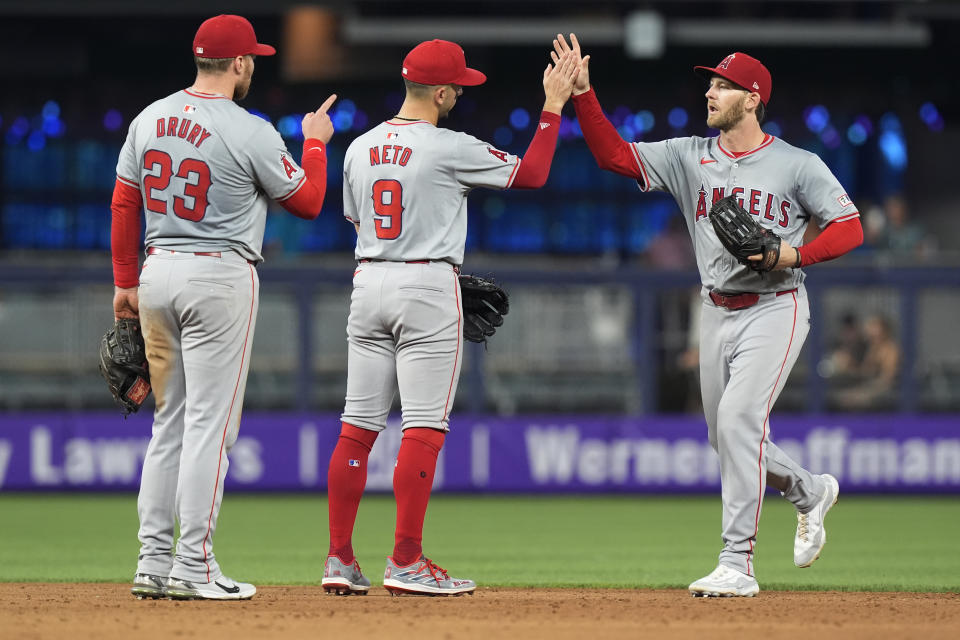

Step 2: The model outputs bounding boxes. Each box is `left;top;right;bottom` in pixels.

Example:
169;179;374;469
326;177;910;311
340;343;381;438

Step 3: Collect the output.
111;14;337;601
320;40;581;596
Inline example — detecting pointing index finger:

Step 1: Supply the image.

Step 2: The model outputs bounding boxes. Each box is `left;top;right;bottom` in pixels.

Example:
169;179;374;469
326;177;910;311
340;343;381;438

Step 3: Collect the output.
317;94;338;115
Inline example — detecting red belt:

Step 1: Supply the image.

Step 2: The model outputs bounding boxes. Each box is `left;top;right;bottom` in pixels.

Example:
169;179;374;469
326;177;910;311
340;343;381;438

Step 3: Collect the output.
358;258;460;273
709;288;797;310
147;247;254;264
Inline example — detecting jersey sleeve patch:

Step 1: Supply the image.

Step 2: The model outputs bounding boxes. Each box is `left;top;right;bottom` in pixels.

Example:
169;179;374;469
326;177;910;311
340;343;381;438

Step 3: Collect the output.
487;147;509;163
837;193;854;208
281;154;300;179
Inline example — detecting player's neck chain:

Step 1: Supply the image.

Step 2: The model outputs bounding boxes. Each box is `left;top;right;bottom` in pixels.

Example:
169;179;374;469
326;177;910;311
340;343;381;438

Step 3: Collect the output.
391;116;421;121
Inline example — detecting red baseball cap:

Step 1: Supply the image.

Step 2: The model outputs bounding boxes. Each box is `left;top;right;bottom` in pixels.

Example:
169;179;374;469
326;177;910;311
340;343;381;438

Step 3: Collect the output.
193;15;276;59
401;39;486;86
694;52;771;105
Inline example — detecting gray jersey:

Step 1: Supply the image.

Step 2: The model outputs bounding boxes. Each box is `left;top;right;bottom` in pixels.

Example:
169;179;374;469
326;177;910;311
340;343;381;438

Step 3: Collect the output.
116;89;307;263
343;120;520;265
632;134;860;292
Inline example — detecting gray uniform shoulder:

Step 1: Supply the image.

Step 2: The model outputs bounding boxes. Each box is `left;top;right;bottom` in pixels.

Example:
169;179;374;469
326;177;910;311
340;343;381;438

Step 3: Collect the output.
346;122;392;153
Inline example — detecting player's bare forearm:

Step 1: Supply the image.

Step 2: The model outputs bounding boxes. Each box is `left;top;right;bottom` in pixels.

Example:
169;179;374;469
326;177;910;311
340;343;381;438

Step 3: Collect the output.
113;287;139;320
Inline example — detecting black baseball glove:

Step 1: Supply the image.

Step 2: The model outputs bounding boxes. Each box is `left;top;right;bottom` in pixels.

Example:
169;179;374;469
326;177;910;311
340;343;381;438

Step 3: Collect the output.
709;195;782;273
459;274;509;344
98;318;151;416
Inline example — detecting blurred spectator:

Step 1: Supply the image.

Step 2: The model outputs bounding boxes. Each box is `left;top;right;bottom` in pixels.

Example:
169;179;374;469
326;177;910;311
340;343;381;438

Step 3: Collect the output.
866;195;936;261
820;312;868;378
832;313;901;410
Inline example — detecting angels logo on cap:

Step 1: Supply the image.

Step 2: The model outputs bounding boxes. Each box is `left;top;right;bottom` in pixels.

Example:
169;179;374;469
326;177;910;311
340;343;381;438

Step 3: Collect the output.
694;52;772;105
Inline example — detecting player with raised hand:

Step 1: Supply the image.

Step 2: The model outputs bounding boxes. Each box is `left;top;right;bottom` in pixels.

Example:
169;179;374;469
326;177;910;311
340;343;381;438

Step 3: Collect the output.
113;14;337;601
321;40;579;597
554;33;862;596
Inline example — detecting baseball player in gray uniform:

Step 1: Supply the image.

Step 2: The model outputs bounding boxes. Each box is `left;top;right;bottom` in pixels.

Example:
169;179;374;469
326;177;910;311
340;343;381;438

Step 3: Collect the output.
112;14;337;600
320;40;580;596
554;35;863;597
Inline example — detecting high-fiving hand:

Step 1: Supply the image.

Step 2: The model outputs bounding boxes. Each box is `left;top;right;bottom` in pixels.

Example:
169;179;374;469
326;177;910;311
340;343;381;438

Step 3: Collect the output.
541;51;580;114
301;94;338;144
552;34;590;95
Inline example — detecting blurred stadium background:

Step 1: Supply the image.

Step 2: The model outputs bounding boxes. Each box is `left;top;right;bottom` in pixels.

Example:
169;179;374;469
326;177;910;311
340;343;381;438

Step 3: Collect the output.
0;0;958;496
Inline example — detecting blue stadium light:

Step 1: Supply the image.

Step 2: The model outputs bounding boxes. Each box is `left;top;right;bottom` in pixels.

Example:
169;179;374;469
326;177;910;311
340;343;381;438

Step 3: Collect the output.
41;100;60;120
879;130;907;171
919;102;944;132
633;110;655;133
103;109;123;132
42;117;65;137
11;116;29;135
332;109;353;131
820;125;842;149
667;107;688;129
6;116;29;143
247;109;271;123
558;116;574;140
879;112;902;132
277;115;303;139
762;120;782;138
617;124;637;141
853;114;873;136
509;107;530;131
846;122;868;146
27;130;46;152
803;105;829;133
338;99;357;115
493;126;513;147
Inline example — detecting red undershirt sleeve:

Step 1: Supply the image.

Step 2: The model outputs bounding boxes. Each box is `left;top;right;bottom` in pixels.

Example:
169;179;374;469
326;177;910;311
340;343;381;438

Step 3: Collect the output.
510;111;562;189
798;217;863;266
279;138;328;219
111;178;142;288
571;87;643;180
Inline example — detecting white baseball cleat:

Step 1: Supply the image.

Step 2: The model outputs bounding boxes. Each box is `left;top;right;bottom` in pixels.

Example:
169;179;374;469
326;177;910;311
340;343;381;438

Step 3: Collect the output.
688;564;760;598
165;575;256;600
794;473;840;568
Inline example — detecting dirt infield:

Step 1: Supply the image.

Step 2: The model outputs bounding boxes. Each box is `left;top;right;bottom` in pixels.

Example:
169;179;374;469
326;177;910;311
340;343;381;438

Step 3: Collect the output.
3;584;958;640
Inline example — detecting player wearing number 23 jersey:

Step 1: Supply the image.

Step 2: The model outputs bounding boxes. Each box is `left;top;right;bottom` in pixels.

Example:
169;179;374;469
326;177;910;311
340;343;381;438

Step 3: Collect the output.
111;15;337;601
321;40;581;596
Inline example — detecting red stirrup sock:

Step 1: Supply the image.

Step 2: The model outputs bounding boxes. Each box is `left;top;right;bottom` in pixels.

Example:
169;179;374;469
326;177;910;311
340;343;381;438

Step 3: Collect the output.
392;427;446;567
327;422;379;563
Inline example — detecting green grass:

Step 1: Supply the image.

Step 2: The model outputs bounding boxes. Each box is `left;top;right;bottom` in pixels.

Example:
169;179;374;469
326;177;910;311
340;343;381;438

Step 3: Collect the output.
0;494;957;591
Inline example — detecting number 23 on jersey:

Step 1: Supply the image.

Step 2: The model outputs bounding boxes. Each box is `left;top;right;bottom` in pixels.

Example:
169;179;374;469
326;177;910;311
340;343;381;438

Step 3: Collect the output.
142;149;212;222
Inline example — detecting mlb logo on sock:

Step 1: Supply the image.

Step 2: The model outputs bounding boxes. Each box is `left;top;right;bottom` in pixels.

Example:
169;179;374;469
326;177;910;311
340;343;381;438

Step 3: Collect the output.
348;459;360;467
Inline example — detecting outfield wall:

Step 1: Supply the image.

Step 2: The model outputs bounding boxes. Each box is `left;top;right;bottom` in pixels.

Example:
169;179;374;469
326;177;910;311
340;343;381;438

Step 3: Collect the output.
0;413;958;493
